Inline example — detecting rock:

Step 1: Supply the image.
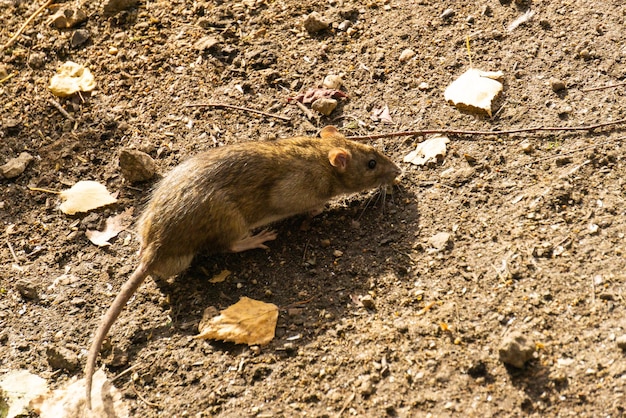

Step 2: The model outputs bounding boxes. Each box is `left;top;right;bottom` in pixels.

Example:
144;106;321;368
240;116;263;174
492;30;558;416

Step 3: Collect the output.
194;36;220;51
3;118;21;134
428;232;452;251
103;0;139;16
520;140;534;154
46;346;80;371
119;149;157;183
550;78;566;92
337;20;351;31
332;249;343;257
360;295;376;310
441;9;455;19
311;98;337;116
323;74;343;89
399;48;416;62
28;52;47;68
303;12;329;34
418;82;430;90
70;29;90;48
359;377;375;396
616;335;626;351
15;279;39;300
498;331;535;368
0;152;34;179
48;7;88;29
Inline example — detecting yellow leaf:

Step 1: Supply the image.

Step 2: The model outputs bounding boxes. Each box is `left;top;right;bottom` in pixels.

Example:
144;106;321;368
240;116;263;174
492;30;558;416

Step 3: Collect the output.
444;68;504;116
59;181;117;215
208;270;231;283
195;297;278;345
48;61;96;97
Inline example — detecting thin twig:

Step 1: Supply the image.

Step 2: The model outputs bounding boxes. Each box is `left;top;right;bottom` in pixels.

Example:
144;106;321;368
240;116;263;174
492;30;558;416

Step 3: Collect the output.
295;101;314;120
7;239;20;265
47;97;74;121
346;118;626;141
185;103;291;122
131;380;162;408
111;364;143;383
581;81;626;93
0;72;16;83
335;392;356;418
2;0;55;51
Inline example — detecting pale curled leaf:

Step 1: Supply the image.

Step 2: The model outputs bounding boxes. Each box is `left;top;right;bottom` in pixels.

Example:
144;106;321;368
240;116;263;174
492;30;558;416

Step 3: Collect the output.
59;181;117;215
48;61;96;97
0;370;48;418
30;369;128;418
404;135;450;166
196;297;278;345
444;68;504;116
85;208;134;247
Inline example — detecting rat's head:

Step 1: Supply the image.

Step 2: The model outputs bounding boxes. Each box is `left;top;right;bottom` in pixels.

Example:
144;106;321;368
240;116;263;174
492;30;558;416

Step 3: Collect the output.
321;126;401;194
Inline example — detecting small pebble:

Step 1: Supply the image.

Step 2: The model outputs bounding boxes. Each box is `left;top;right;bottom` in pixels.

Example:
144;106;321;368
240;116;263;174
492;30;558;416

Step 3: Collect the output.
303;12;329;34
498;331;535;368
320;239;331;248
28;52;46;68
311;98;337;116
428;232;452;251
399;48;416;63
418;82;430;90
520;140;534;154
119;149;157;183
360;295;376;310
49;7;88;29
70;29;91;48
337;20;352;31
466;15;475;24
359;377;374;396
322;74;343;89
616;335;626;351
15;279;39;300
0;152;33;179
104;0;139;16
46;346;80;371
441;8;455;19
332;249;343;258
550;78;566;92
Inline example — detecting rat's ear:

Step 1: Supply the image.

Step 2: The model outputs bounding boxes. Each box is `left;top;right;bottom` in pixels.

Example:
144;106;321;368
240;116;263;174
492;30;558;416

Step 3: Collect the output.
320;126;341;139
328;148;351;172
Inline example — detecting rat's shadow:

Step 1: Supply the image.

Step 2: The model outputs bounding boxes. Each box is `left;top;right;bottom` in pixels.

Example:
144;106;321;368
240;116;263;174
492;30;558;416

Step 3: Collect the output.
132;184;419;355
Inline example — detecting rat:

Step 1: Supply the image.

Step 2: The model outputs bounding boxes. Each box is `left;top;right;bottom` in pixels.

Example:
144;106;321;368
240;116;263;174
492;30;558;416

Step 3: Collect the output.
84;125;401;408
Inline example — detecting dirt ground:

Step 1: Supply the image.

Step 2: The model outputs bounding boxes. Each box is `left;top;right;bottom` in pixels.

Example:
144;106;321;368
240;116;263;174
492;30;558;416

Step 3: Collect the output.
2;0;626;416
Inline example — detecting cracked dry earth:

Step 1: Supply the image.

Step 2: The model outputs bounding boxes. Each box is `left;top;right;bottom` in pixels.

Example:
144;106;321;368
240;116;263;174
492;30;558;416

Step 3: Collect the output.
1;0;626;417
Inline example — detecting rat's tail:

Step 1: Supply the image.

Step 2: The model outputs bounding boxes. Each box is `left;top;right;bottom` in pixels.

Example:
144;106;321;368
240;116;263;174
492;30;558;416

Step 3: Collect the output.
84;263;149;409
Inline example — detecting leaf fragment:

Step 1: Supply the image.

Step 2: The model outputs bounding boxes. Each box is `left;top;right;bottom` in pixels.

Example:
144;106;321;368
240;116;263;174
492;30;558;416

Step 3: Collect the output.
48;61;96;97
404;135;450;166
85;208;134;247
59;181;117;215
196;297;279;345
444;68;504;116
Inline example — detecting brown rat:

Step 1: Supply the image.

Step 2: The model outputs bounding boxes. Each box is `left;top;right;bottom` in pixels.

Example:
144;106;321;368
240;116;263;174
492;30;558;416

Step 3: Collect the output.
84;125;400;407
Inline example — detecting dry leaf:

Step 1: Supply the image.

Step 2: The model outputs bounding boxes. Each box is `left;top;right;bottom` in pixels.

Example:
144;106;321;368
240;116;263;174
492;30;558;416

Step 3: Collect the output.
31;369;128;418
444;68;504;116
85;208;134;247
371;105;393;124
288;87;349;104
404;135;450;165
196;297;278;345
209;269;231;283
48;61;96;97
59;181;118;215
0;370;48;418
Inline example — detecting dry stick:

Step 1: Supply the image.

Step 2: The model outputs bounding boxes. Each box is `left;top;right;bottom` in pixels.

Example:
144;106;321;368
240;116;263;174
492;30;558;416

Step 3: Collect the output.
2;0;54;51
0;72;16;83
47;97;74;121
6;240;20;265
581;81;626;93
346;118;626;141
185;103;291;122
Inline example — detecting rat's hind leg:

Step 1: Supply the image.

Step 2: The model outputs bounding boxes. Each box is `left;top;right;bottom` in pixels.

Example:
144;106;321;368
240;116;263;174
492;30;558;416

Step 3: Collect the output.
230;229;277;252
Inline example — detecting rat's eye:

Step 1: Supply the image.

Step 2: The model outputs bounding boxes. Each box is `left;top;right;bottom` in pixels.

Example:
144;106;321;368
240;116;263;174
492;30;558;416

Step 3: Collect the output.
368;159;377;169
